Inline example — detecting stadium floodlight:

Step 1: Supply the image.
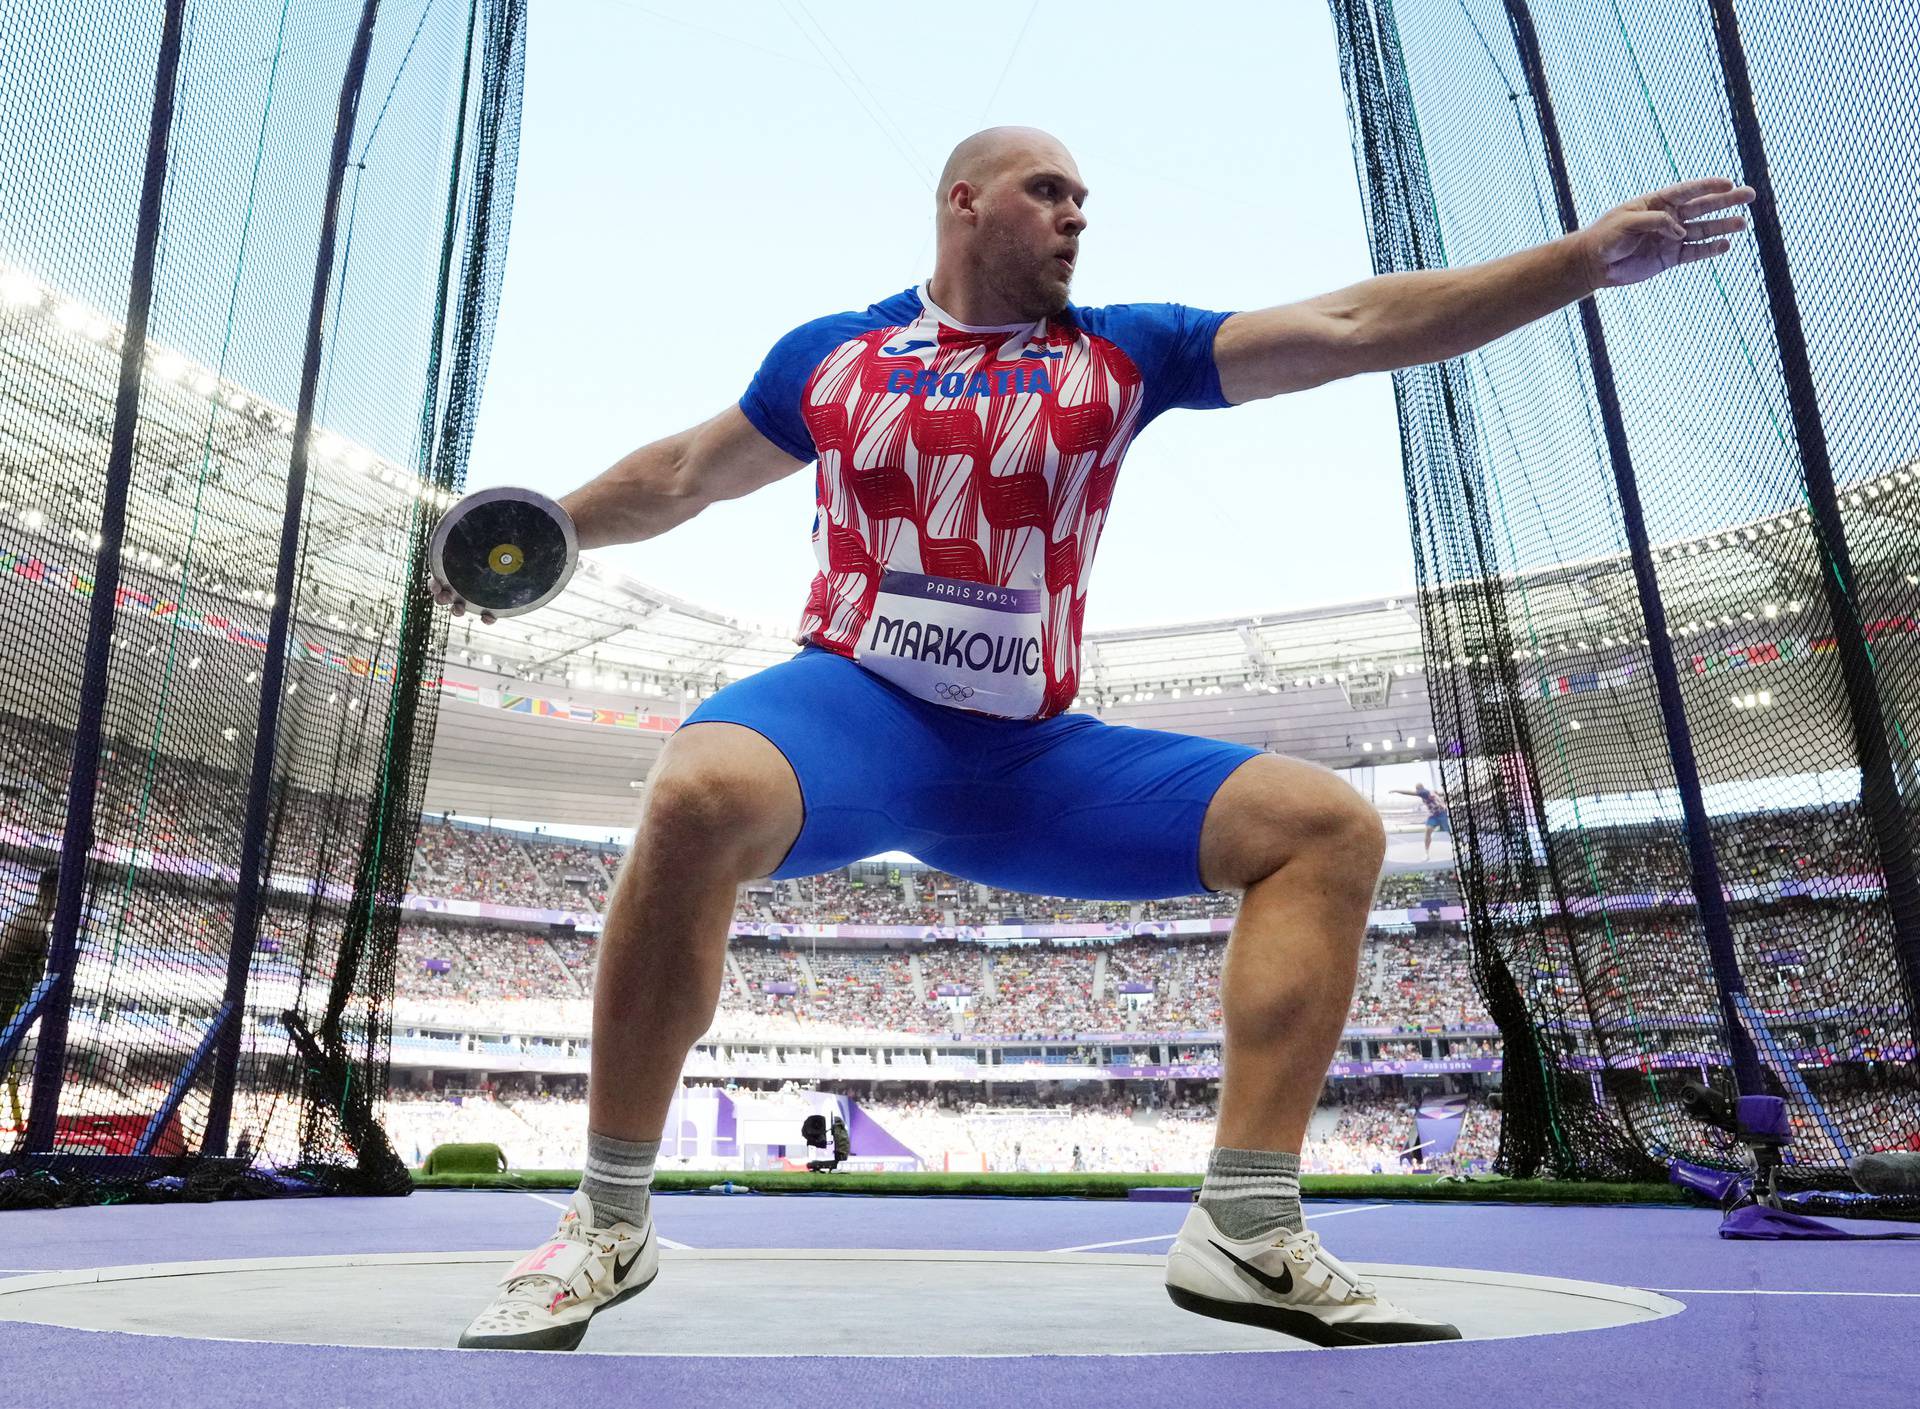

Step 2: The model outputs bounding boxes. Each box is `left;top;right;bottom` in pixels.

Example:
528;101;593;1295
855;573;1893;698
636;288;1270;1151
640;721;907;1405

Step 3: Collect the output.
153;349;185;381
1568;719;1581;730
189;656;201;670
1381;738;1393;749
1758;691;1771;706
1362;742;1372;752
21;508;44;531
54;301;88;330
1428;734;1436;744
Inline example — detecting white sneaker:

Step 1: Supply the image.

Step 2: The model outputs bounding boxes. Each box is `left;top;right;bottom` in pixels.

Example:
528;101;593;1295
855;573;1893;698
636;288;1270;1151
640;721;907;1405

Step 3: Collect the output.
1165;1205;1460;1347
458;1188;658;1351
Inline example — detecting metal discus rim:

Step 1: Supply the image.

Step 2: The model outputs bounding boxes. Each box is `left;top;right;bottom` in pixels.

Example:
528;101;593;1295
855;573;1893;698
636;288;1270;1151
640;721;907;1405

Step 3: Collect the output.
429;485;578;618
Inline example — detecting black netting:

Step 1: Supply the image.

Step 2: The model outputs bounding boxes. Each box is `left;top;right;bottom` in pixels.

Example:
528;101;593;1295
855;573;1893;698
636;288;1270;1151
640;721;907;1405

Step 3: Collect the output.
0;0;524;1208
1327;0;1920;1200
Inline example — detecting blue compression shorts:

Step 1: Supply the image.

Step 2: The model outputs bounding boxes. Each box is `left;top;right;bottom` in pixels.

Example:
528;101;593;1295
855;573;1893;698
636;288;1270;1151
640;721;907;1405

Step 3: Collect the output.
680;646;1263;899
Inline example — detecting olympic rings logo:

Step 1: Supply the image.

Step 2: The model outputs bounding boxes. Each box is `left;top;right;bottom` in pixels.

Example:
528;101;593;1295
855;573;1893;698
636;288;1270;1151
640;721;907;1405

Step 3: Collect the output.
934;682;976;701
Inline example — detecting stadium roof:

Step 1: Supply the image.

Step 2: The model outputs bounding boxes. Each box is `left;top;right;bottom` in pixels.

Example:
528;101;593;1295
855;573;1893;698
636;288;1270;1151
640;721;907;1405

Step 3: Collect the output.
5;260;1916;829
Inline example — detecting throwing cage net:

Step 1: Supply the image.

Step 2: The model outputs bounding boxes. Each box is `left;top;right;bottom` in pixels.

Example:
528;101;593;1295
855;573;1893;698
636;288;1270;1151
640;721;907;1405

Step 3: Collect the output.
0;0;524;1207
1328;0;1920;1204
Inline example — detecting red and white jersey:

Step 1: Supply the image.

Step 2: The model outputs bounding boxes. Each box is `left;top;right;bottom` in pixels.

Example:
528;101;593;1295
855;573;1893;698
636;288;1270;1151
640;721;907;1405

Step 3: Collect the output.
740;283;1233;720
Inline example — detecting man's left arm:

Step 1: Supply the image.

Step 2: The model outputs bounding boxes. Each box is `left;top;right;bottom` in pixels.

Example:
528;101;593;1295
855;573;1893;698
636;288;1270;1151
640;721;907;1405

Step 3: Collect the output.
1213;177;1754;403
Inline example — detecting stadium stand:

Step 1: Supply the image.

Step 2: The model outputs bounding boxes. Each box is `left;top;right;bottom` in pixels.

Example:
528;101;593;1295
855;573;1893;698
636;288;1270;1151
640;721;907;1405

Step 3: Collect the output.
8;702;1901;1174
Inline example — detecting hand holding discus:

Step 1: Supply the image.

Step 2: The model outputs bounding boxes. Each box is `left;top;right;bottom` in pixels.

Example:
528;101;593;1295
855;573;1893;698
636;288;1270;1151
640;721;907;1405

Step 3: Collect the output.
428;487;579;625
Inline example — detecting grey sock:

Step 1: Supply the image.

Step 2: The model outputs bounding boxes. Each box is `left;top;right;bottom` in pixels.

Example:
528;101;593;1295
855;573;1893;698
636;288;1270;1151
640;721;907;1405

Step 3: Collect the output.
580;1131;660;1228
1199;1146;1303;1239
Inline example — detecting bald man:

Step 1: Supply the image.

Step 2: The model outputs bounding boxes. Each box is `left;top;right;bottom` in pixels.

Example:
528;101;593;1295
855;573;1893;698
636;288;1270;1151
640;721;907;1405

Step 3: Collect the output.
452;127;1753;1351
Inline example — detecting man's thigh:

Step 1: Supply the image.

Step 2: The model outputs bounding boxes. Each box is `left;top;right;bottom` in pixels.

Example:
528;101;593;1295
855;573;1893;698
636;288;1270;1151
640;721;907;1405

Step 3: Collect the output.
915;714;1262;901
678;647;961;877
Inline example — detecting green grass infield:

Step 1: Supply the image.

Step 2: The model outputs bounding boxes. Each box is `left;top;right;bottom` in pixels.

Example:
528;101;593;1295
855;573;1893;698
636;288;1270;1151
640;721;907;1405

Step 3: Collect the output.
410;1167;1689;1204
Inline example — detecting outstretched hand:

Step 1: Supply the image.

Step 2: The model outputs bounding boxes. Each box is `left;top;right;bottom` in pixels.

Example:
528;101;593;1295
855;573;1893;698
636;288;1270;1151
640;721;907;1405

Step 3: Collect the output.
1580;178;1756;289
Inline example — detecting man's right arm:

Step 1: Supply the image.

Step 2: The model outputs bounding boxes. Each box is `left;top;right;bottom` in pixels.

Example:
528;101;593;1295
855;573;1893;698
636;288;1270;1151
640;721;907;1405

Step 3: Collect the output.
435;405;804;619
560;405;806;552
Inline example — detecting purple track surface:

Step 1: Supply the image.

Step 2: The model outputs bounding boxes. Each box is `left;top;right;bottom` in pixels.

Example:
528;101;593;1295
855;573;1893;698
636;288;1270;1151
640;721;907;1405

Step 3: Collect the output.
0;1192;1913;1409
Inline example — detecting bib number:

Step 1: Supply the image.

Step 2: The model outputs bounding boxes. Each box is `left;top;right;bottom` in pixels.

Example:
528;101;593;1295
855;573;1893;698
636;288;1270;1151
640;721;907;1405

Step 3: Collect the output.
854;570;1046;718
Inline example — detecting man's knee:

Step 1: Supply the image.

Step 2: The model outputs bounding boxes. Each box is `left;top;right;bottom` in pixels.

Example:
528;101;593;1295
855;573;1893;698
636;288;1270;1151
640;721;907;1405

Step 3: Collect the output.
638;723;802;875
1201;755;1386;891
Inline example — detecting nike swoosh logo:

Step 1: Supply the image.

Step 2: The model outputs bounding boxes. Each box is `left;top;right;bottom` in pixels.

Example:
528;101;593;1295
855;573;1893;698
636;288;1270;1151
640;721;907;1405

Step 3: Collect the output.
613;1245;644;1284
1020;348;1063;359
1211;1240;1293;1296
882;339;934;355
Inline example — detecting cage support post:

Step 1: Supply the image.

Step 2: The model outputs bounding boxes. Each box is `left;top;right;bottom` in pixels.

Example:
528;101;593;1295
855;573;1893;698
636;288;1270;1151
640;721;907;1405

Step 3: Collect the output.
1501;0;1765;1097
1704;0;1920;1027
22;0;190;1157
200;0;386;1157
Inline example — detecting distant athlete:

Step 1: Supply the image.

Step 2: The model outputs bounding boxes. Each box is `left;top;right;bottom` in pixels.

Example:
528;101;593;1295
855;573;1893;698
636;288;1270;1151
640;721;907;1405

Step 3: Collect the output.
1392;783;1452;858
442;126;1753;1351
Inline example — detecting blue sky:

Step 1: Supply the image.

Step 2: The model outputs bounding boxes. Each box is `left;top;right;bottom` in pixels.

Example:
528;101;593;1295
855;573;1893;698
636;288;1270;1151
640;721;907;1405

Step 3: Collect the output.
463;0;1418;632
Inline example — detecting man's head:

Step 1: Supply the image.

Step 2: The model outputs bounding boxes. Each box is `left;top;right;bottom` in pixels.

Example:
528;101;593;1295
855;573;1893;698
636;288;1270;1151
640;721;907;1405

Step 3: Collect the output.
35;864;58;902
934;126;1088;320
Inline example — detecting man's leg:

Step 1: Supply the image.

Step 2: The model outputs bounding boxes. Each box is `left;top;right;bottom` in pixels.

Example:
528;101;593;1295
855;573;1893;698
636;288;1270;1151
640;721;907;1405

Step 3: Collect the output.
1198;755;1385;1216
582;723;803;1210
1164;756;1457;1343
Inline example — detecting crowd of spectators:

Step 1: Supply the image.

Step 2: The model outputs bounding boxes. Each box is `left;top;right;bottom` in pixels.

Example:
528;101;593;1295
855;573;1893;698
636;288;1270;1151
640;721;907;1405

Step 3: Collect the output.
396;924;581;1003
384;924;1494;1038
375;1083;1499;1176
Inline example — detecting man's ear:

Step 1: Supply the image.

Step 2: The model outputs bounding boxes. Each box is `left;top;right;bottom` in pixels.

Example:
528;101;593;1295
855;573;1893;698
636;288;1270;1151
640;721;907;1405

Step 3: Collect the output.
947;180;979;224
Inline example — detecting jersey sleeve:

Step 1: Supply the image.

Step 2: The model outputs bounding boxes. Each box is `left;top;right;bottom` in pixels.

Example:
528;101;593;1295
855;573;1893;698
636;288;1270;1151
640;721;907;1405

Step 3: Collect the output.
738;311;884;462
1074;302;1235;428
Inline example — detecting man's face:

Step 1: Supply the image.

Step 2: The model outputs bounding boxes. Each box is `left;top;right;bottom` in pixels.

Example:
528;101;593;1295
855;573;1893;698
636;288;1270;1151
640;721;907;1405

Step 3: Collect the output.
973;146;1089;319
